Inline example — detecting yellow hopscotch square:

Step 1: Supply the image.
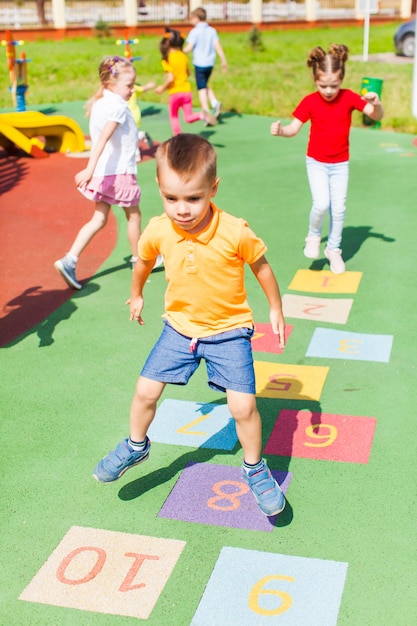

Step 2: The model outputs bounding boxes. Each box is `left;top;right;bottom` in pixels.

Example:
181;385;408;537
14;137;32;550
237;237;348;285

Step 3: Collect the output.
19;526;186;620
254;361;329;401
288;269;362;293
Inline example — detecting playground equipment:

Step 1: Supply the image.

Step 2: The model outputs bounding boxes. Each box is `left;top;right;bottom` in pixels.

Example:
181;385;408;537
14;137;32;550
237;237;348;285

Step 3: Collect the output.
361;76;383;129
1;30;30;111
0;111;87;158
115;31;154;150
115;29;142;62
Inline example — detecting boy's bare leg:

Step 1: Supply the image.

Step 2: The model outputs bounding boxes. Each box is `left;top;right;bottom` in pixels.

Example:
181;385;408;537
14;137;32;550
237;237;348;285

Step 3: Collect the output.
227;388;285;516
198;87;210;113
226;389;262;464
130;377;166;441
93;377;165;483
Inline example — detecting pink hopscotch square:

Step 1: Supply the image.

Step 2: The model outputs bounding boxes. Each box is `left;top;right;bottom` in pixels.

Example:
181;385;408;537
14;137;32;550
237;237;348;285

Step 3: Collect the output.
158;463;292;531
251;323;293;354
265;409;377;464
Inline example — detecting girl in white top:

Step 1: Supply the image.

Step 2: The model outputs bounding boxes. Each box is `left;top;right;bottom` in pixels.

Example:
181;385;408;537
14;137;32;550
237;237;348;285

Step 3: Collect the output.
54;56;142;290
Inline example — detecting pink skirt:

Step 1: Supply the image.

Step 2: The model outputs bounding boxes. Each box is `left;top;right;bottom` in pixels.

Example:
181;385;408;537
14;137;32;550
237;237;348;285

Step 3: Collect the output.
79;174;141;208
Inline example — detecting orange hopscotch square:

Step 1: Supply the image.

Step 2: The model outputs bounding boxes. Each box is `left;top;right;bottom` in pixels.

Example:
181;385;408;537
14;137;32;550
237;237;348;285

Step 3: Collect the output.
254;361;329;401
251;323;293;353
288;269;362;294
265;409;377;464
19;526;186;620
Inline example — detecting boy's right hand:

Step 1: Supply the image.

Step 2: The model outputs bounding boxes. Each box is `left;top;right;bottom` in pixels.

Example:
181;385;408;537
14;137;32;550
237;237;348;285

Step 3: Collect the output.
270;120;283;136
127;295;145;325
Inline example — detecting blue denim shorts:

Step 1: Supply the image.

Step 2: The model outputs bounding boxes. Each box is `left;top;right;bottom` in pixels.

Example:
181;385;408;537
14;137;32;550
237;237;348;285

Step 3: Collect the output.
194;66;213;90
141;322;255;394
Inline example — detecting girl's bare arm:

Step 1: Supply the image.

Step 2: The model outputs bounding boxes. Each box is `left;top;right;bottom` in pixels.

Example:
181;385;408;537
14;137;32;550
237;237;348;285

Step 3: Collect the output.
75;120;118;186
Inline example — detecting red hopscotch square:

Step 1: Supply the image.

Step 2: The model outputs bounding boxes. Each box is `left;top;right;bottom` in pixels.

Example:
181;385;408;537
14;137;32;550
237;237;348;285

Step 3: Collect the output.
265;409;377;464
252;323;293;354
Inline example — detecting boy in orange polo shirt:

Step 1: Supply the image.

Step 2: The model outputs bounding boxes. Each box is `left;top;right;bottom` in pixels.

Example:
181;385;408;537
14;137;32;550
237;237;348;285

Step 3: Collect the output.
94;134;286;517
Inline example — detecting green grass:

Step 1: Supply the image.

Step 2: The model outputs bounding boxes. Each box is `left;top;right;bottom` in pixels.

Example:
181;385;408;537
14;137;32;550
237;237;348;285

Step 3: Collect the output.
1;22;416;133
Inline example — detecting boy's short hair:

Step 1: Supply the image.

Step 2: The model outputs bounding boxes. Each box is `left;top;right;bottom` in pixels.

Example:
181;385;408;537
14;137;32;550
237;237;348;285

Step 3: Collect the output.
156;134;217;183
191;7;207;21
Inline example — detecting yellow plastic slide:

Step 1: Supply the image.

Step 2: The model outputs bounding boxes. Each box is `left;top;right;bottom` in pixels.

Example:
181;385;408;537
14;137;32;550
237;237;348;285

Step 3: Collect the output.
0;111;86;158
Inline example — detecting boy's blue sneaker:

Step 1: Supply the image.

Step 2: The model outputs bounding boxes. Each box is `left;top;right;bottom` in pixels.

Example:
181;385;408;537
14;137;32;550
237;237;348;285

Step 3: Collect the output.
93;437;151;483
54;257;82;290
242;460;285;516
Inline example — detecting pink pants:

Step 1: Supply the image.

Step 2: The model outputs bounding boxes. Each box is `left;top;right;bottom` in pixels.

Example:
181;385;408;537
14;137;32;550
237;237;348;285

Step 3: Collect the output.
168;92;203;135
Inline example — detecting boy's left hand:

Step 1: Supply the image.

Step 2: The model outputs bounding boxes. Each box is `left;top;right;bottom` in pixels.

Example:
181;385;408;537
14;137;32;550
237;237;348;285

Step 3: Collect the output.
270;310;285;349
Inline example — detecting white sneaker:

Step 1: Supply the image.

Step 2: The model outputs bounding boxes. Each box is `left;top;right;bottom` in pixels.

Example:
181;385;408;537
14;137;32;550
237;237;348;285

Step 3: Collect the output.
304;235;321;259
213;101;222;118
138;130;154;148
324;247;345;274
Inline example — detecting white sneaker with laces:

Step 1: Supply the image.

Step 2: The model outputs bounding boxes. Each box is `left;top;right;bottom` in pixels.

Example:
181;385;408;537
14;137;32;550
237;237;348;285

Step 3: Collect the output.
304;235;321;259
213;101;222;118
324;247;345;274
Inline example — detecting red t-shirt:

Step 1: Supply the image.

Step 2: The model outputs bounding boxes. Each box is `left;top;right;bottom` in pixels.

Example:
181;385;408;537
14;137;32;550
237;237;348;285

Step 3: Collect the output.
293;89;367;163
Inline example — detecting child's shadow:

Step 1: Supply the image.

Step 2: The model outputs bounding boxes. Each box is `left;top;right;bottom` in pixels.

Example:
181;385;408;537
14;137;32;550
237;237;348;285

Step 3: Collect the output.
218;110;243;123
118;397;296;527
309;225;395;270
118;380;321;528
200;130;225;149
2;283;99;348
0;154;30;194
118;405;237;502
141;105;162;118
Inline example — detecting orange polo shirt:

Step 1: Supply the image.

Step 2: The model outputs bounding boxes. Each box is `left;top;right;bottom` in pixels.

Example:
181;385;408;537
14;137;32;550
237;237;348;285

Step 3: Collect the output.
137;203;267;338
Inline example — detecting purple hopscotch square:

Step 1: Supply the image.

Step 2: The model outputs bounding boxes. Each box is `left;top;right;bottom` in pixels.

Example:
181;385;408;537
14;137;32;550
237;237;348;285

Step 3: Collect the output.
158;463;292;532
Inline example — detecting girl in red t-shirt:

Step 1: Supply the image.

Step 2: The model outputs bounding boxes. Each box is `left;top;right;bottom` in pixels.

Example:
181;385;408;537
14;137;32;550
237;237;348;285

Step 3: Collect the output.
271;44;383;273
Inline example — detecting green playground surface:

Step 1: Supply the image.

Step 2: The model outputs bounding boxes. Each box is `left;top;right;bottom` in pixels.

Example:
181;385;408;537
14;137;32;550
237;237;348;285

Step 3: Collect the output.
1;101;416;625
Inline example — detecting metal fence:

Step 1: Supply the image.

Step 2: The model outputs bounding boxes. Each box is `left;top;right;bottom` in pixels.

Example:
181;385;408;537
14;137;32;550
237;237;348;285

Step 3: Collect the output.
0;0;404;29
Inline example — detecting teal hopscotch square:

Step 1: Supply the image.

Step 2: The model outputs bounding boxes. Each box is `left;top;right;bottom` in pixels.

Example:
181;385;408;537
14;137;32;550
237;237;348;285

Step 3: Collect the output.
148;399;238;450
306;328;393;363
191;547;348;626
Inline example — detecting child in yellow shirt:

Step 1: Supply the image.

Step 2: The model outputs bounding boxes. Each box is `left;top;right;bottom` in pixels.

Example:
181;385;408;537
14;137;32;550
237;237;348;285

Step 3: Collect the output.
155;28;216;135
128;82;155;147
94;134;287;518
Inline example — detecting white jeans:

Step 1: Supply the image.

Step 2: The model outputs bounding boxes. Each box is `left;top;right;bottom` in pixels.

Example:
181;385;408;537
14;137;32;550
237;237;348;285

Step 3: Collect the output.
306;156;349;250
